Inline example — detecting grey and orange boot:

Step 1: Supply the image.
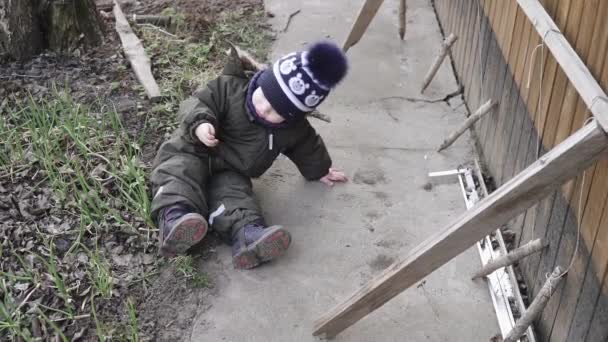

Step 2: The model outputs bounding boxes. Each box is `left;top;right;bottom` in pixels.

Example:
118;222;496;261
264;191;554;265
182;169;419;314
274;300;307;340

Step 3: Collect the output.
158;205;208;257
232;222;292;269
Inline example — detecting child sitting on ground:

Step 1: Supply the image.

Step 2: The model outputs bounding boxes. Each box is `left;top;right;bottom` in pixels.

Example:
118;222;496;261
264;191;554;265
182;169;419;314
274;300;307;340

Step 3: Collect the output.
150;41;348;269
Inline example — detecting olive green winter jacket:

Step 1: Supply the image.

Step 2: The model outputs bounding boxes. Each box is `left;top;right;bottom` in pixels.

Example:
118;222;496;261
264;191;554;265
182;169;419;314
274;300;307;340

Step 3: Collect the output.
176;50;332;180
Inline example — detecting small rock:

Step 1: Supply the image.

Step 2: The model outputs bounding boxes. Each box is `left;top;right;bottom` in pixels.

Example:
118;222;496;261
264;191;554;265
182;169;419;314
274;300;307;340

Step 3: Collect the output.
423;182;433;191
266;11;275;17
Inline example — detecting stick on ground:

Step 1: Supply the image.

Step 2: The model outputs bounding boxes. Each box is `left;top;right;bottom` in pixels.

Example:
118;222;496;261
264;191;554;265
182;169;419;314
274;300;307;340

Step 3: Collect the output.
399;0;406;40
503;266;565;342
133;14;172;27
282;9;301;32
420;33;458;93
437;99;496;152
113;1;162;101
472;238;548;279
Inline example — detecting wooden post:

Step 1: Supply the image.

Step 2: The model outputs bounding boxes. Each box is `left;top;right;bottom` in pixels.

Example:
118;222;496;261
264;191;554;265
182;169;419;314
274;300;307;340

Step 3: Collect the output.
518;0;608;131
420;33;458;93
398;0;406;40
472;238;548;279
437;99;496;152
312;120;608;338
342;0;385;52
113;1;161;102
503;266;565;342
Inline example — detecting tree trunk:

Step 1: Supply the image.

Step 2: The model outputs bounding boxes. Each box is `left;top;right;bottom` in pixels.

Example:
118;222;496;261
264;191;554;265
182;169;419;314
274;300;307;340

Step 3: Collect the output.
0;0;43;60
0;0;104;60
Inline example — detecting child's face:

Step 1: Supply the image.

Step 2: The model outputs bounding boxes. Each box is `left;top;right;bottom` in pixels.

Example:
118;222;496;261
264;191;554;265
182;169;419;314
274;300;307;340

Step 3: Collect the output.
252;87;286;124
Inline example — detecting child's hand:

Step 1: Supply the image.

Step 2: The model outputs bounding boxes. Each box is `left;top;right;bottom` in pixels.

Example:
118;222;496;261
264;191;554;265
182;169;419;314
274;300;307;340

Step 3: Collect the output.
195;123;219;147
319;168;348;187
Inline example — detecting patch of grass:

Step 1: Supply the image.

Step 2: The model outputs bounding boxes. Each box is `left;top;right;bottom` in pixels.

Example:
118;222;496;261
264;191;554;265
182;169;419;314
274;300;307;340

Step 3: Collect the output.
139;7;273;113
2;89;152;230
83;245;114;300
0;279;32;341
0;90;153;339
172;256;210;288
127;298;139;342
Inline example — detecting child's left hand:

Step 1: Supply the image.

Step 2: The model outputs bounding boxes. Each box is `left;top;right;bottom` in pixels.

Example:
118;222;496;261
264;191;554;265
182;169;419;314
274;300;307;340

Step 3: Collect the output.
319;168;348;187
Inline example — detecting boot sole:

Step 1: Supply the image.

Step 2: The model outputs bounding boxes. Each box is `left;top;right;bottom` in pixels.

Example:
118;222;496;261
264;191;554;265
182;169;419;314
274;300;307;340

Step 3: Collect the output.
233;226;291;270
160;213;208;257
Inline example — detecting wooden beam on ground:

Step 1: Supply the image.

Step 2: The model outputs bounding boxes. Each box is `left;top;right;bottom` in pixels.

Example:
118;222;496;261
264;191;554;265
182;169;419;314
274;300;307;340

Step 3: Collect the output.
342;0;385;52
472;238;548;280
437;99;496;152
517;0;608;132
312;120;608;338
420;33;458;93
113;0;162;102
504;266;565;342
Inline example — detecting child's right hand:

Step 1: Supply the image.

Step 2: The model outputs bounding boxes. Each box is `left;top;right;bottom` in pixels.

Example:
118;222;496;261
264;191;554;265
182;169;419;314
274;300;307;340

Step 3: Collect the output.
195;123;219;147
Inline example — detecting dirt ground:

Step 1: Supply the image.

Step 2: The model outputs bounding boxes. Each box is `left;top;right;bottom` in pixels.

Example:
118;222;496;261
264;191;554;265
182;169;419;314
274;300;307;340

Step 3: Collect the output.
0;0;271;340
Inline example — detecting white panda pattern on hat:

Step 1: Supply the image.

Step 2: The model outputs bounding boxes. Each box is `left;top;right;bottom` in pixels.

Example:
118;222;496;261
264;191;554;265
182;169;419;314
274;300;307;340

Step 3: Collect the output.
257;41;348;122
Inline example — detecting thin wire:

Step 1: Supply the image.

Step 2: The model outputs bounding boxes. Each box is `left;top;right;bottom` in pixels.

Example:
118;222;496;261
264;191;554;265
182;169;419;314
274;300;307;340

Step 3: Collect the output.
477;1;484;102
553;116;595;282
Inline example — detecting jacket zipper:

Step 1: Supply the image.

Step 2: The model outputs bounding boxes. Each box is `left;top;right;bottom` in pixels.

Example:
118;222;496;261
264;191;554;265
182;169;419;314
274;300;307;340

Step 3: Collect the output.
268;128;274;151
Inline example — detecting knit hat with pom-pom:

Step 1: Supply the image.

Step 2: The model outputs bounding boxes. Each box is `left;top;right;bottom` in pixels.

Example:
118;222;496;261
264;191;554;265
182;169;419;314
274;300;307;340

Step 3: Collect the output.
256;41;348;122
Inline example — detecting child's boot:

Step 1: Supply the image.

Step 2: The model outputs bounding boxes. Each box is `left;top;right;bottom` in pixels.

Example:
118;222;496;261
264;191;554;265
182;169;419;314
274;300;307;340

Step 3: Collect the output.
232;222;291;269
158;204;208;257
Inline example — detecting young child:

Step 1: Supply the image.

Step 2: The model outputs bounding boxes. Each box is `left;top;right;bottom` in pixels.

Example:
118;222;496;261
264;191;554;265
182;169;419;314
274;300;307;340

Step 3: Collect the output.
150;41;348;269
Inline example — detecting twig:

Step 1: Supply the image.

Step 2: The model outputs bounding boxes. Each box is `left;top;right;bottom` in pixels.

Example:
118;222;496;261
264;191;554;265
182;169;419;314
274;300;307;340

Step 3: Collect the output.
282;9;301;32
137;23;183;41
381;87;462;104
421;33;458;93
51;314;91;322
309;110;331;123
132;14;172;27
472;239;548;279
17;284;41;311
398;0;406;40
437;99;496;152
0;163;34;180
503;266;565;342
0;74;44;79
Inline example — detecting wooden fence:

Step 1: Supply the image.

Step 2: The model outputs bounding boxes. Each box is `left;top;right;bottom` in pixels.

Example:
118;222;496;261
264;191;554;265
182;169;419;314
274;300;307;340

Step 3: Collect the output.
432;0;608;341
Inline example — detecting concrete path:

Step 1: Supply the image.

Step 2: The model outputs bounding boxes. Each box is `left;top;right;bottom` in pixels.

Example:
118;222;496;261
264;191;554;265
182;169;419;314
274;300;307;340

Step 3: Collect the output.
191;0;500;340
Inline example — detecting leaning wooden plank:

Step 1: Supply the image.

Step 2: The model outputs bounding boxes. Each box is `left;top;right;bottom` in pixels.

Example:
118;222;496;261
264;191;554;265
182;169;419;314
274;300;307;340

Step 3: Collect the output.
472;238;548;280
398;0;406;40
504;266;565;342
113;0;162;101
437;99;496;152
342;0;385;52
517;0;608;132
312;120;608;338
420;33;458;93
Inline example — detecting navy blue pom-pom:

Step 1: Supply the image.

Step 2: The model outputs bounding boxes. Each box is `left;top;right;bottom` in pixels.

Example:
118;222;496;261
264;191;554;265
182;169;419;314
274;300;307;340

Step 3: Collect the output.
306;41;348;88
